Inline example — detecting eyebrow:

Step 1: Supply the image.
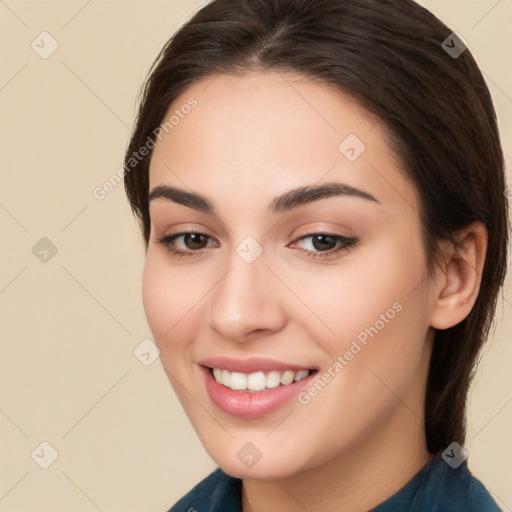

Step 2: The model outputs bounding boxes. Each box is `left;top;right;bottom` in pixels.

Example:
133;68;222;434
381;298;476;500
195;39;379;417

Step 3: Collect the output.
148;181;380;215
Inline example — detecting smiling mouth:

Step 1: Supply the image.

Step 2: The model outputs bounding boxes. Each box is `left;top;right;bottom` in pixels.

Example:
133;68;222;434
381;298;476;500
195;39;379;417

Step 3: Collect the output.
206;366;318;393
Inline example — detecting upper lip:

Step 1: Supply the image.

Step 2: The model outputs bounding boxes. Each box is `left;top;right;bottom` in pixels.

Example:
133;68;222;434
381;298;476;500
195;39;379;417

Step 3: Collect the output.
199;356;316;374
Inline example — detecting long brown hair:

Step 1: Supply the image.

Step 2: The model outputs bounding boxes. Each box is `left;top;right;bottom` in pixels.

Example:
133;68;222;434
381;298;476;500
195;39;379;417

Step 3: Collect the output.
123;0;509;454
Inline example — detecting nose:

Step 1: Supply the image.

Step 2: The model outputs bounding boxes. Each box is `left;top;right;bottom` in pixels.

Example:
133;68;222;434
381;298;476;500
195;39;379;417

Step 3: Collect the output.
208;250;287;342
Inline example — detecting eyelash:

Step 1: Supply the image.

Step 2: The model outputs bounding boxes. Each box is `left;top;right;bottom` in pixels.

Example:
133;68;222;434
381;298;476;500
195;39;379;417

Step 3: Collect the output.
155;231;358;260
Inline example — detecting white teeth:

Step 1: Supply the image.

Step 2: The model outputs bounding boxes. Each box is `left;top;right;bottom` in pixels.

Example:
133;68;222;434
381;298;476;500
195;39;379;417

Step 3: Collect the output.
229;372;247;390
211;367;312;391
266;371;281;389
280;370;295;385
247;372;266;391
213;368;223;382
294;370;309;382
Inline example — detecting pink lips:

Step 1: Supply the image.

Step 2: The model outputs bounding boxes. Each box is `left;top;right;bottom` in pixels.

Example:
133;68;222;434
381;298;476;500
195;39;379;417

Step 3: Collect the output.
198;356;314;373
199;357;317;419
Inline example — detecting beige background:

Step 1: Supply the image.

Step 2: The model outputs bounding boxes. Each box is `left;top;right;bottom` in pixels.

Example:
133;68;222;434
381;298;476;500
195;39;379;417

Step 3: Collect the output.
0;1;511;511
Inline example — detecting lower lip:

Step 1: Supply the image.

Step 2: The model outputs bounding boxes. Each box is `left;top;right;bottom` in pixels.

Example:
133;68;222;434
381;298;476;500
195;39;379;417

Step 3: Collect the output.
201;365;317;419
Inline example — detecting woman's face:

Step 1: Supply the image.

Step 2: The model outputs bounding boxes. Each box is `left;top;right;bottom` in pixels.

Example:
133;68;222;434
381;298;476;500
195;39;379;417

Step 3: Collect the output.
143;70;436;479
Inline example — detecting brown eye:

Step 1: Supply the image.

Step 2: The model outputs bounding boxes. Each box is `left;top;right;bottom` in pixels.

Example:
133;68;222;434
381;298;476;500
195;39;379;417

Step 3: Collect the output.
182;233;209;250
155;231;218;257
310;234;338;251
290;233;358;260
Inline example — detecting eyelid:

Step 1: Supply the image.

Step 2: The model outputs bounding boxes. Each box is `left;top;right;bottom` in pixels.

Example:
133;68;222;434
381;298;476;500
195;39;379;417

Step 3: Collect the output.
290;232;353;245
156;231;218;249
289;232;357;255
291;222;353;239
155;229;357;261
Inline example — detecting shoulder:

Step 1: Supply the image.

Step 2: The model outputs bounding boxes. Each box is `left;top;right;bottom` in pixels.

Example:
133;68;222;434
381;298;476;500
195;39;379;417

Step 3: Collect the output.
438;461;501;511
412;453;501;511
373;452;501;512
166;467;242;512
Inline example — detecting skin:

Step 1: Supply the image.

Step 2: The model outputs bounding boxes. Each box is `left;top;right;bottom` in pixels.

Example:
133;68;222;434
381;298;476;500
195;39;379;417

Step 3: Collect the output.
142;70;487;512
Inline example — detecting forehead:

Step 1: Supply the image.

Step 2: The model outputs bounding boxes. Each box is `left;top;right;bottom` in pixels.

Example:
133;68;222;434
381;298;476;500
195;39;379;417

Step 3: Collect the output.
148;71;417;215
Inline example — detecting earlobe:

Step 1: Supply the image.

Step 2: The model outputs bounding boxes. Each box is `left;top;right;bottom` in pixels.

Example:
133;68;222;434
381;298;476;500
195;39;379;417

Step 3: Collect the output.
430;222;488;330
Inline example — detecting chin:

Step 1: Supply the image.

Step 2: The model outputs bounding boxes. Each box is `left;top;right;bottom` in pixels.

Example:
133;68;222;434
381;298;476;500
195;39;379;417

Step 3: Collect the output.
202;438;316;481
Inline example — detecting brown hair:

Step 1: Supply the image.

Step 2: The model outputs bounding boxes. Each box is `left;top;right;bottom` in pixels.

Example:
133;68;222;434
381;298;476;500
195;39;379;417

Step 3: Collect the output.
123;0;509;454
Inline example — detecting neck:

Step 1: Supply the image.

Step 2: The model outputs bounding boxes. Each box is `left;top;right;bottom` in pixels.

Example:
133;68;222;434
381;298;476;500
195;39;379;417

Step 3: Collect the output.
241;395;432;512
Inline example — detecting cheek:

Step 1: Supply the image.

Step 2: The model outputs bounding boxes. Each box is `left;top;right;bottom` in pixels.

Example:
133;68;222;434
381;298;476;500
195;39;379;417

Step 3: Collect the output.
295;236;430;426
141;253;205;350
283;235;427;347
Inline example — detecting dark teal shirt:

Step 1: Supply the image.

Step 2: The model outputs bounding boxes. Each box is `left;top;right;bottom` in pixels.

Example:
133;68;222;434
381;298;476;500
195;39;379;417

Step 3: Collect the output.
167;451;501;511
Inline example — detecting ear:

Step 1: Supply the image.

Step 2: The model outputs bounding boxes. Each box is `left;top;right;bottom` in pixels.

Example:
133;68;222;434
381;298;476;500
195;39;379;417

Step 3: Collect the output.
429;222;488;330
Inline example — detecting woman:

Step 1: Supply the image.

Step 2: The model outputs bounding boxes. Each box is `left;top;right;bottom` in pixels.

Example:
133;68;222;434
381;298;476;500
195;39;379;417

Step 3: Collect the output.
123;0;508;510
